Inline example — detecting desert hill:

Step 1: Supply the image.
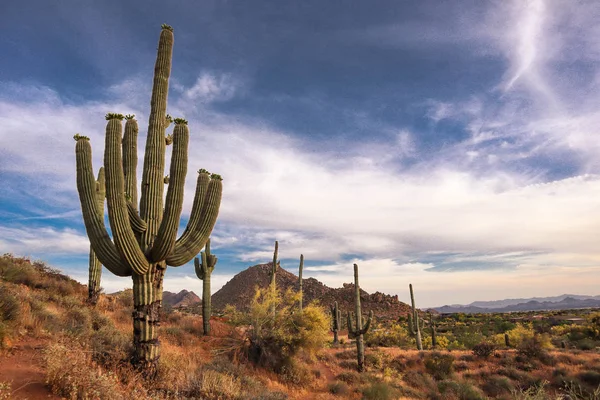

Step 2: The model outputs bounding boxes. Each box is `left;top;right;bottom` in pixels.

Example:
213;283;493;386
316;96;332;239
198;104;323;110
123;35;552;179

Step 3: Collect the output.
212;262;412;319
162;289;201;309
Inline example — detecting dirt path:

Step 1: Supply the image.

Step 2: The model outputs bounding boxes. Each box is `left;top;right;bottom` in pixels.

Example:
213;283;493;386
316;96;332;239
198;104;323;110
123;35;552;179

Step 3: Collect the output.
0;337;60;399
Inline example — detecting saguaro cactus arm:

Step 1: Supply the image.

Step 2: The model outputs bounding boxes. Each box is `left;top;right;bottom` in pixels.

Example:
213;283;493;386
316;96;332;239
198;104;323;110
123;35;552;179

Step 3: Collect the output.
104;115;150;275
165;172;222;266
122;116;138;206
127;201;147;232
151;120;189;261
75;137;132;277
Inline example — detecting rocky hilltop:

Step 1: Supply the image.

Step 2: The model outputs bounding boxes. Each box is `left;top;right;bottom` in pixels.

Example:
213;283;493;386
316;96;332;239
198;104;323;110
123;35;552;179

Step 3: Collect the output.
163;289;201;309
212;262;412;319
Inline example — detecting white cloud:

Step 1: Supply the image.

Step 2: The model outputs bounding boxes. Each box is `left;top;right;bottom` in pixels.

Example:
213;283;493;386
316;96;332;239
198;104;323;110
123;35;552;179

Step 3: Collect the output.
182;72;241;103
0;226;89;255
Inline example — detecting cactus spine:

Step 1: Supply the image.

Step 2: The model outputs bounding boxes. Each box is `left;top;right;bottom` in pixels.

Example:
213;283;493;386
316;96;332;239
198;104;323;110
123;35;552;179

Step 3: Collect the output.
330;301;341;345
298;254;303;312
409;283;423;350
88;167;105;305
195;238;217;335
74;25;222;374
347;263;373;372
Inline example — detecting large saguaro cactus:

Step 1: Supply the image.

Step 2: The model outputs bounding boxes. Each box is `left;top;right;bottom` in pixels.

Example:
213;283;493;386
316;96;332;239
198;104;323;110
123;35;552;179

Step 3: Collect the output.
88;167;105;305
195;238;217;335
409;283;423;350
330;301;341;345
347;263;372;372
74;25;222;374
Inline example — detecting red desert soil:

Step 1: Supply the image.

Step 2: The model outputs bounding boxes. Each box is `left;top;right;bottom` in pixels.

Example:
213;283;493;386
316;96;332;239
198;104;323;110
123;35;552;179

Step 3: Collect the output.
0;337;60;399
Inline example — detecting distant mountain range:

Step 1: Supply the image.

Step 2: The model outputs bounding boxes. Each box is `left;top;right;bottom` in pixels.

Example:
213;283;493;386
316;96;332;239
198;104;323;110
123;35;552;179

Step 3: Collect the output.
211;262;413;319
434;294;600;314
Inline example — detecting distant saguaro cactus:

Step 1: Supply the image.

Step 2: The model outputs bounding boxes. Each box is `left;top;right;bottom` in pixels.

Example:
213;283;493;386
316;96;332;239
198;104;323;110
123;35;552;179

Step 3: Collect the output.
88;167;105;305
409;284;423;351
429;312;437;349
74;25;222;375
298;254;304;312
330;301;341;345
347;263;373;372
195;238;217;335
269;241;279;315
505;333;510;347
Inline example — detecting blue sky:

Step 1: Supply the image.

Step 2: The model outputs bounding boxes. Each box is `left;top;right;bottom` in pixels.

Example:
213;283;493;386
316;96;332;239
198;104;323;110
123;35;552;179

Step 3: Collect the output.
2;0;600;307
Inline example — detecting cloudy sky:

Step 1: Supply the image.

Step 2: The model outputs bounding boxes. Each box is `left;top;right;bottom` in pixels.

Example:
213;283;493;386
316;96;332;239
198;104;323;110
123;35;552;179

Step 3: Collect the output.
2;0;600;307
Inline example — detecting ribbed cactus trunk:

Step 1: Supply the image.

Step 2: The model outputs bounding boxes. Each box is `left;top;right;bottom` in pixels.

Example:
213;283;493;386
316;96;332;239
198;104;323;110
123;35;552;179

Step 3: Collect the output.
74;25;222;376
409;284;423;351
298;254;303;312
88;167;105;305
195;238;217;335
347;264;372;372
330;301;341;345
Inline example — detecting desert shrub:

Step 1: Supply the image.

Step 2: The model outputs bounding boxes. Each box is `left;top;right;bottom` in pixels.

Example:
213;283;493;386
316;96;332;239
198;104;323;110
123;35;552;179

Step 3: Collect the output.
362;381;397;400
334;349;355;360
338;360;358;370
472;341;496;358
481;375;515;397
279;358;313;385
403;370;438;393
438;380;486;400
423;334;450;349
364;321;411;347
89;323;131;368
424;352;454;380
336;370;362;384
506;323;535;348
0;382;10;400
328;381;350;395
518;334;553;361
0;255;38;287
576;338;598;350
0;287;20;323
511;380;551;400
225;287;329;372
44;342;128;400
194;369;242;400
63;307;92;337
578;370;600;387
364;350;390;370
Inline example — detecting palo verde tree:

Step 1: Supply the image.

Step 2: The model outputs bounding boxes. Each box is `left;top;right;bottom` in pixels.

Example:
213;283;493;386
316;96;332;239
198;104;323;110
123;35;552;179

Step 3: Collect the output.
195;238;217;335
74;25;222;374
87;167;105;305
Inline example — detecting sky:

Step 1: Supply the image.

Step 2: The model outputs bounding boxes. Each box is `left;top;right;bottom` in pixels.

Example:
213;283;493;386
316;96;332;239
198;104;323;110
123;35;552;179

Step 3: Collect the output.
1;0;600;308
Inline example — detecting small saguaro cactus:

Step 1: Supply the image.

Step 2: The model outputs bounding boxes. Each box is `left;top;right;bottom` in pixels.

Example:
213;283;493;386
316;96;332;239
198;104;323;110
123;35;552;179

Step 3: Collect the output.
429;312;437;349
74;25;223;375
347;263;373;372
269;241;279;315
504;333;510;347
330;301;342;345
194;238;217;335
409;283;423;351
298;254;304;312
88;167;105;305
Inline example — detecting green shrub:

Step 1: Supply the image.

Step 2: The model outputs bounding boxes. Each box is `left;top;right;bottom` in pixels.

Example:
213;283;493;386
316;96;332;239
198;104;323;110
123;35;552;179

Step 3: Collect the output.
0;287;20;322
364;321;411;347
438;380;486;400
424;352;454;380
